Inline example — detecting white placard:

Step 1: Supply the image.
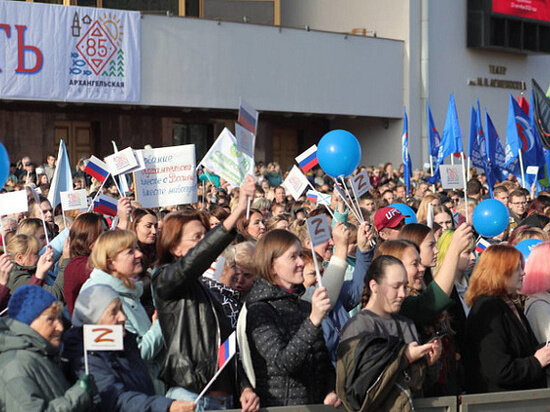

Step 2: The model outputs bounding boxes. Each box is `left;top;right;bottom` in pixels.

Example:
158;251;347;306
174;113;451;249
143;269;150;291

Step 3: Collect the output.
526;166;539;175
282;166;310;200
104;147;139;176
60;189;88;211
439;165;464;189
350;171;372;197
306;214;331;247
83;324;124;351
134;144;197;208
0;2;140;103
0;190;28;216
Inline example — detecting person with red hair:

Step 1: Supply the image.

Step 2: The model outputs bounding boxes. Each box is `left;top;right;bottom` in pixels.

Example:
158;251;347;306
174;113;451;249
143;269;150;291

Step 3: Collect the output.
522;242;550;344
464;245;550;393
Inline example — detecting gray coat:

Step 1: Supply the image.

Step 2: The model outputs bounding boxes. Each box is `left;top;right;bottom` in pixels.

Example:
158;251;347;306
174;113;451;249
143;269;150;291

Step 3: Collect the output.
0;318;91;411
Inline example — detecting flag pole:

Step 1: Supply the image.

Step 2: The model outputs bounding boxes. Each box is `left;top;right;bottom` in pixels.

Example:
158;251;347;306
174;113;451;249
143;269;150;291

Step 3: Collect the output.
340;176;362;220
466;156;471;181
195;353;235;405
518;150;526;188
429;156;436;192
348;177;365;223
461;152;469;223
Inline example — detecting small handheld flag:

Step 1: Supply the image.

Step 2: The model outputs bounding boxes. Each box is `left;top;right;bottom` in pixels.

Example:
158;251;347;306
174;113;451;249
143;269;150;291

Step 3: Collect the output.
218;332;236;370
93;194;118;217
306;190;319;203
85;156;111;183
295;145;319;172
475;237;491;255
238;99;259;135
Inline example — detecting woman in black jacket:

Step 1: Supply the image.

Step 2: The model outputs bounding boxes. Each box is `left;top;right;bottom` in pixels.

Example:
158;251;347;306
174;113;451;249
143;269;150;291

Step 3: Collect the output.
245;229;339;407
152;176;259;412
464;244;550;393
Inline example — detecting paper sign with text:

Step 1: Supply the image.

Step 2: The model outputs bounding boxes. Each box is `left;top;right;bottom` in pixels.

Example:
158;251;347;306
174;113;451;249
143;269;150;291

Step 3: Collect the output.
306;214;331;247
526;166;539;175
60;189;88;211
83;324;124;351
0;190;28;216
282;166;310;200
350;171;372;197
439;165;464;189
134;144;197;208
104;147;139;176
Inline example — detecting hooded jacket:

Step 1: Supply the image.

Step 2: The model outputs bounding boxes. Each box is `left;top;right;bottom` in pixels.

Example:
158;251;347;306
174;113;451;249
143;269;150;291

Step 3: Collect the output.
336;333;425;412
0;318;91;411
62;327;172;412
245;277;335;407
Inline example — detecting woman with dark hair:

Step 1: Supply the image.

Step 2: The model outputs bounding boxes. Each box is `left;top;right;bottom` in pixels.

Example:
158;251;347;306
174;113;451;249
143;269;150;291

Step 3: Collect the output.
245;229;339;407
432;205;455;231
236;208;266;241
399;223;438;285
129;208;158;318
337;255;442;411
152;176;259;411
208;206;230;229
64;213;107;314
464;244;550;393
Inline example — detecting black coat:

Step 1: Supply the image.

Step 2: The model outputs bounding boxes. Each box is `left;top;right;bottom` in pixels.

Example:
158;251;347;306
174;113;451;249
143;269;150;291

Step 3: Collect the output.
245;278;335;407
152;225;237;393
464;295;546;393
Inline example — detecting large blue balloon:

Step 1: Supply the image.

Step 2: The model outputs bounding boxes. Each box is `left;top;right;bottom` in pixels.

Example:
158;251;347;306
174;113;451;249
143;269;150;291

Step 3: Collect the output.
317;130;361;178
515;239;543;260
391;203;418;224
472;199;509;237
0;142;9;189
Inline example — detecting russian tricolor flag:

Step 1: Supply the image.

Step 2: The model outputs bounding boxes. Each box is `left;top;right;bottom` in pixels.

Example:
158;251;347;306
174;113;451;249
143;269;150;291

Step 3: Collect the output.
218;332;236;370
93;194;118;217
84;156;110;183
238;99;258;135
475;238;491;255
295;145;318;172
306;190;319;203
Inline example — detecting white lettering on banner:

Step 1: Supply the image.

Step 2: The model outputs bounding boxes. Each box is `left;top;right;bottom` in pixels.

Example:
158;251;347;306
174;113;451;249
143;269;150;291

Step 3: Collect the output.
0;2;140;102
134;145;197;208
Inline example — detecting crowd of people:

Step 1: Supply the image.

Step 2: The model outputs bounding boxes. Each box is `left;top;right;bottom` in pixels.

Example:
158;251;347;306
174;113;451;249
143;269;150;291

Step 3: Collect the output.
1;153;550;411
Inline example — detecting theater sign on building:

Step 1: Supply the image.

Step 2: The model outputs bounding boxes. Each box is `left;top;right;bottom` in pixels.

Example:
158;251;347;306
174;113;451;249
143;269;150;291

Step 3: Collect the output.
1;0;549;172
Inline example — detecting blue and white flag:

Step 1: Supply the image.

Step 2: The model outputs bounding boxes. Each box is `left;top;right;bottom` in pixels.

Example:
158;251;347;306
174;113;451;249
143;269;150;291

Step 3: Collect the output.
402;107;412;195
47;140;73;208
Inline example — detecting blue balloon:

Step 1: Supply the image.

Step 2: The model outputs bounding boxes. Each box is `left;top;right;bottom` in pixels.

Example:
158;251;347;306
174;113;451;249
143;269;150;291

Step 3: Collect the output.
0;142;9;189
317;130;361;178
391;203;418;224
515;239;543;260
472;199;509;237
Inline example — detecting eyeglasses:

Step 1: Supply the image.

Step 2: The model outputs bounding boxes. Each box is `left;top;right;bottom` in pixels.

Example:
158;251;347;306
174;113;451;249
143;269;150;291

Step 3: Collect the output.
510;201;527;206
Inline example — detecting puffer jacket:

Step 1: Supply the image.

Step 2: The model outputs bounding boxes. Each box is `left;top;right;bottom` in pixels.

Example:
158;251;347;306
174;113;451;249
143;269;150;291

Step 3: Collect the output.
336;333;425;412
152;225;239;393
245;277;335;407
0;318;92;411
7;262;63;300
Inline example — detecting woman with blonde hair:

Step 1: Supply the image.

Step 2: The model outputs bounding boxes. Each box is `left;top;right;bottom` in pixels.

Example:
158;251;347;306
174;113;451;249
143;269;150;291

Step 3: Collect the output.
464;244;550;393
265;213;291;232
416;194;441;223
16;217;48;249
6;234;59;298
81;230;164;374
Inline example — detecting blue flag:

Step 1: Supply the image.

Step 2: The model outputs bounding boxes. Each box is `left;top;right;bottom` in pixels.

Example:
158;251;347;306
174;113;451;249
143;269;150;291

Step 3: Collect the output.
486;110;518;183
469;105;485;169
429;94;463;183
427;103;441;159
402;107;412;195
47;140;73;208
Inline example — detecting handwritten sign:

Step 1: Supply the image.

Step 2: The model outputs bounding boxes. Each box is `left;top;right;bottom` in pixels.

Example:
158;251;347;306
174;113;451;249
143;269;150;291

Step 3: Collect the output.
0;190;28;216
83;324;124;351
350;171;372;197
134;144;197;208
306;214;331;247
439;165;464;189
60;189;88;211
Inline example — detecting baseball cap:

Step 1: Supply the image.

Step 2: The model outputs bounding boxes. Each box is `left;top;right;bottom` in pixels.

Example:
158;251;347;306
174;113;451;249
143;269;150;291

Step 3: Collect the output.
374;206;407;231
